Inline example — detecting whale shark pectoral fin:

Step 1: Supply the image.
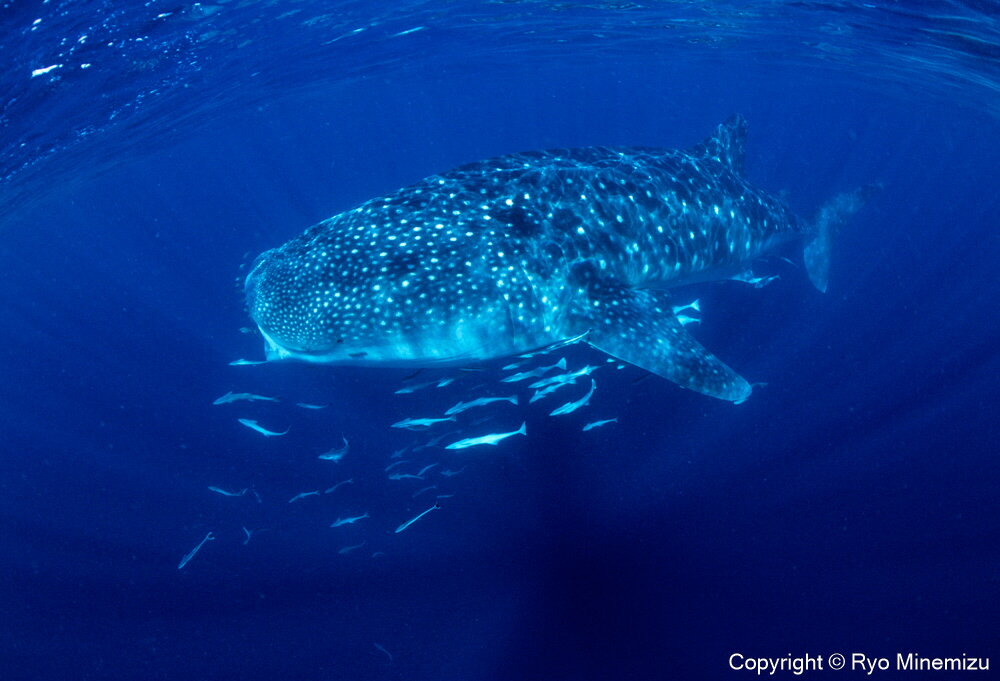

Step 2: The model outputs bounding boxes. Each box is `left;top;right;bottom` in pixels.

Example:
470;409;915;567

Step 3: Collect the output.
581;287;752;403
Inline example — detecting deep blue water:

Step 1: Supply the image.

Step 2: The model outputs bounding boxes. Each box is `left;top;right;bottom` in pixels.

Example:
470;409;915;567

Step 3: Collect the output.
1;2;998;679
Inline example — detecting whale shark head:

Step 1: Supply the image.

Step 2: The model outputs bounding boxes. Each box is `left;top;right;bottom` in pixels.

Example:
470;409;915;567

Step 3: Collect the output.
244;240;404;364
243;209;530;366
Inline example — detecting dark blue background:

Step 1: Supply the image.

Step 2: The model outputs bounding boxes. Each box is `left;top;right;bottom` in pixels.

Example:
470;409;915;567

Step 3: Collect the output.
1;4;998;680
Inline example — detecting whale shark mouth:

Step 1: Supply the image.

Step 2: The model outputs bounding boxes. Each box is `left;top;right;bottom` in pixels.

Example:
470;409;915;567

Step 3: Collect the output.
258;328;351;363
257;327;486;367
259;329;301;361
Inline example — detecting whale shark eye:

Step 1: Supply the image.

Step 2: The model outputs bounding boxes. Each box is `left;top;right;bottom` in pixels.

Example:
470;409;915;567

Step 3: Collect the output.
336;337;344;344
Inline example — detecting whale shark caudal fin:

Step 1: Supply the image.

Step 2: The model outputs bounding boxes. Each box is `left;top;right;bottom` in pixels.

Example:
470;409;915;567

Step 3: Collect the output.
578;285;752;403
804;184;879;293
691;114;748;174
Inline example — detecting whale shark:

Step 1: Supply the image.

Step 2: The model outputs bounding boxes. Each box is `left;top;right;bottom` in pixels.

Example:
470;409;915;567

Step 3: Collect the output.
245;116;869;402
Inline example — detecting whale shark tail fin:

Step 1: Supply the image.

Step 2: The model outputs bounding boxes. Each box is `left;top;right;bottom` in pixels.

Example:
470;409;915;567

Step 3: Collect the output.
804;184;879;292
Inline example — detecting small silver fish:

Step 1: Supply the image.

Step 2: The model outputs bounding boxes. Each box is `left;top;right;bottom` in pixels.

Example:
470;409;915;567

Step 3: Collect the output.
242;527;259;545
742;273;780;288
338;540;366;555
391;416;457;431
228;358;267;366
296;402;329;410
388;473;424;481
445;422;527;450
288;491;320;503
528;380;577;404
207;486;247;497
237;418;288;437
501;359;529;371
444;395;518;416
528;364;600;390
393;378;444;394
416;463;439;477
440;466;467;477
177;531;214;570
412;485;438;499
500;358;566;383
412;430;460;452
373;642;393;663
394;503;440;533
324;478;354;494
550;380;597;416
671;299;700;315
516;332;589;359
214;391;279;405
330;512;369;528
318;436;349;461
582;417;618;431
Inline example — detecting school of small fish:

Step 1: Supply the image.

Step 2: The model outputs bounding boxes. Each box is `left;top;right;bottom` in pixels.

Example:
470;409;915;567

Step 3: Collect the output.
179;313;696;572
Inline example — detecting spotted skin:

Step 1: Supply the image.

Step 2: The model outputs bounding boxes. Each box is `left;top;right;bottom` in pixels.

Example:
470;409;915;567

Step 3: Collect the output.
246;116;845;401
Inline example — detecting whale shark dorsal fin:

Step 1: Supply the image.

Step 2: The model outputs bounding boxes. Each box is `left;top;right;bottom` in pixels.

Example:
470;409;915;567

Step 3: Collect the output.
692;114;747;175
577;284;751;402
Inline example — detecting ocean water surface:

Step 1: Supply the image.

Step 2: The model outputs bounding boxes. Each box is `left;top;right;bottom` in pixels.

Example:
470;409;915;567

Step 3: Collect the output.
1;2;998;679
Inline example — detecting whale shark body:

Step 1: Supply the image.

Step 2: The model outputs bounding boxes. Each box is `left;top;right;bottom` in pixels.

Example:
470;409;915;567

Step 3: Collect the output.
245;116;867;402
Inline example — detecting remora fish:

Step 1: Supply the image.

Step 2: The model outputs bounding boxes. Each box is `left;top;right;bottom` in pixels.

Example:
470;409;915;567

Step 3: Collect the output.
393;376;454;394
583;417;618;431
245;117;871;401
318;436;349;461
500;358;567;383
177;531;214;570
529;379;579;404
445;422;527;450
207;486;247;497
391;416;457;430
296;402;329;409
444;395;518;416
550;379;597;416
213;391;279;405
237;418;288;437
528;364;600;390
388;472;424;481
330;512;369;528
394;503;440;533
325;478;354;494
338;541;366;555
